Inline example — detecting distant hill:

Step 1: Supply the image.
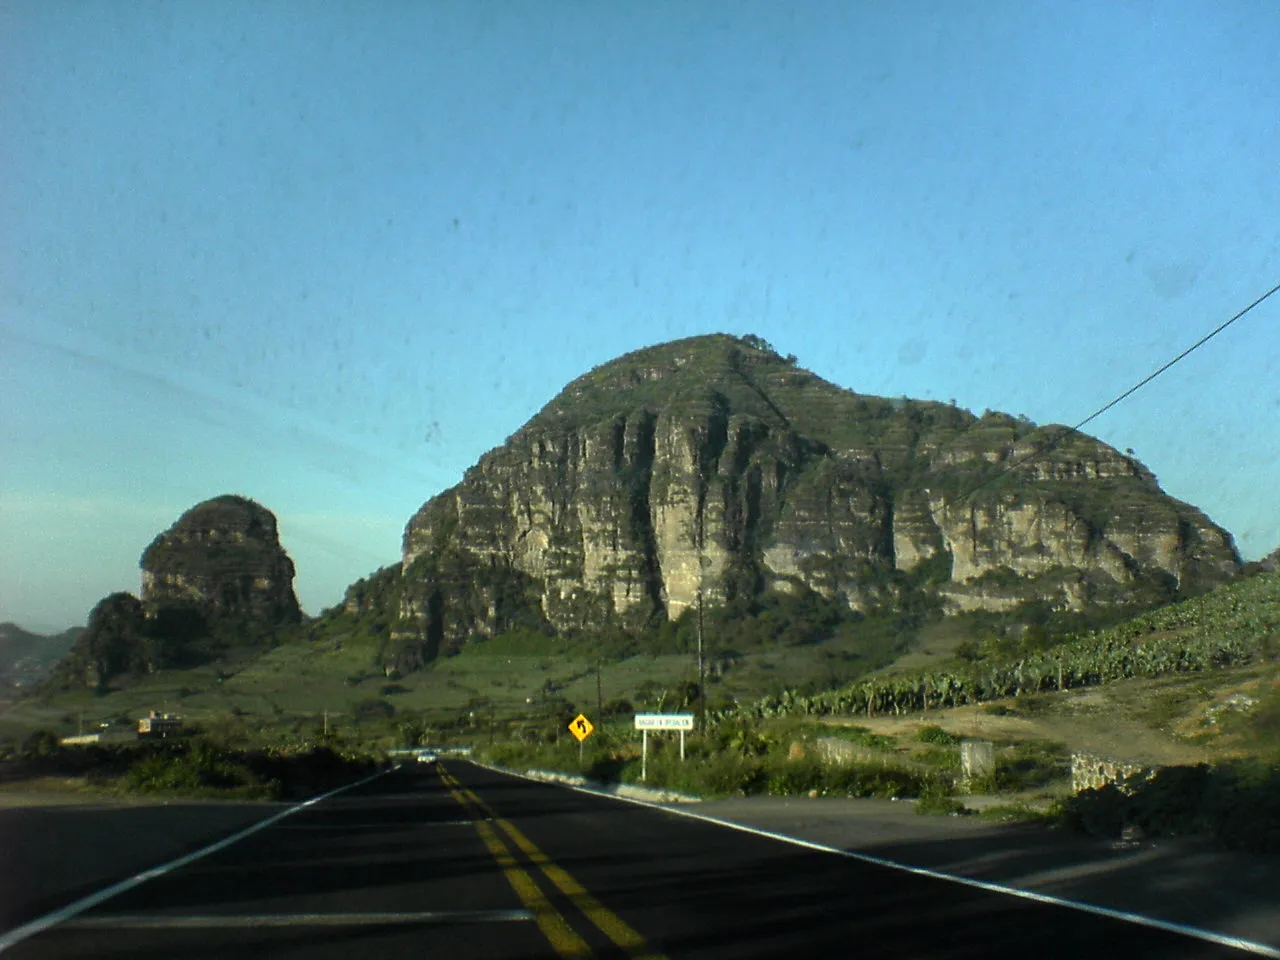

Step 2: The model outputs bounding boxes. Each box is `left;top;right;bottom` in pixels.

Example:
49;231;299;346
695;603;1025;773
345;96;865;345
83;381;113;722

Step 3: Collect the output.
1245;546;1280;575
0;623;82;692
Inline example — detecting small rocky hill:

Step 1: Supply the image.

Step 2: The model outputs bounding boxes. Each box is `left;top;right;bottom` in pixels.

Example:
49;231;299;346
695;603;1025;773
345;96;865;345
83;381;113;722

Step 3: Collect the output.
140;494;301;627
47;495;300;690
381;334;1240;672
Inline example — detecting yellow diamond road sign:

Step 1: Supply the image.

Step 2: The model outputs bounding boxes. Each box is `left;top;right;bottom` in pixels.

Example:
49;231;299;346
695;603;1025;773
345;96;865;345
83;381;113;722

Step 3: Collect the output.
569;714;594;742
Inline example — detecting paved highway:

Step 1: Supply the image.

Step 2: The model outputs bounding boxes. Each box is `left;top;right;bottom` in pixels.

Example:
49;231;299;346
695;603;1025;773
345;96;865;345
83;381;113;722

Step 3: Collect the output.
0;761;1268;959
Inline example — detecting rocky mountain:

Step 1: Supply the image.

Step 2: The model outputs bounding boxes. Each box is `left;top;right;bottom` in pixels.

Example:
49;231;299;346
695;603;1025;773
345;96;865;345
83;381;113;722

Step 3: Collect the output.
381;334;1240;672
49;495;301;690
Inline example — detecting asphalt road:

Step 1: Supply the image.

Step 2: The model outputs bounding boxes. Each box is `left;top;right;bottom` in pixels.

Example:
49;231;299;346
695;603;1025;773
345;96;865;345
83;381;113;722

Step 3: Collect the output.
0;761;1269;959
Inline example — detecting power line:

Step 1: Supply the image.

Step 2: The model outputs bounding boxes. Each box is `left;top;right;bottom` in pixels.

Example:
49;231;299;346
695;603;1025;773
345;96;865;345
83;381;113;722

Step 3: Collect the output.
963;278;1280;500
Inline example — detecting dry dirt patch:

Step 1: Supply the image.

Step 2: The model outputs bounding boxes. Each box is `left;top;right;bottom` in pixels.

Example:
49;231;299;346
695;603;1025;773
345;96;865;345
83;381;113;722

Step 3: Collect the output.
820;686;1217;767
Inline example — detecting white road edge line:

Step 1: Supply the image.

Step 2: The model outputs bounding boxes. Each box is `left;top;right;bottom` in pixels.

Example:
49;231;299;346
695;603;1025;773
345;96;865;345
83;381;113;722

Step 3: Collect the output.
0;764;399;954
276;819;474;830
473;761;1280;959
62;909;533;928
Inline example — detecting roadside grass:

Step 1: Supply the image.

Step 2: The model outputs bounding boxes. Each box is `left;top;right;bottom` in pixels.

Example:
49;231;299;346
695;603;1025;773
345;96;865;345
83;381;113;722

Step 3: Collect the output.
0;737;383;803
975;802;1057;825
474;716;954;805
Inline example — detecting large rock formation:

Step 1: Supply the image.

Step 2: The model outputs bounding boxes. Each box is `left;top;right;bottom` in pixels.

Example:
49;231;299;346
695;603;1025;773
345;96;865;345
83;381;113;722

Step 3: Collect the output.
47;496;302;691
140;494;301;631
384;334;1240;671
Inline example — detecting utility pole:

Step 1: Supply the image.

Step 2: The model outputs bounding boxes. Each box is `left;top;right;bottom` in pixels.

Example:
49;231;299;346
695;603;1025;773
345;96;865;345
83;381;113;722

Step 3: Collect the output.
595;659;603;724
696;586;705;734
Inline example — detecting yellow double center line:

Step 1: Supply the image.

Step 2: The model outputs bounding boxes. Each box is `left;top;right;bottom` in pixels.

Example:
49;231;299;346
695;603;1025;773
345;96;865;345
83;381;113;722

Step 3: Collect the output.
438;766;667;960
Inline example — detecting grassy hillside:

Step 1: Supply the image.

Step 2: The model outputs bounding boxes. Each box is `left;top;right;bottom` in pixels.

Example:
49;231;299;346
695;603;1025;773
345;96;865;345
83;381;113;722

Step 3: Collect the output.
7;570;1276;763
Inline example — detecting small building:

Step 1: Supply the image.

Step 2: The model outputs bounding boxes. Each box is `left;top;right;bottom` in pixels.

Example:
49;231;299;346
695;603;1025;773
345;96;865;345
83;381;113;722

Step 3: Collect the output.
137;711;182;739
60;721;138;746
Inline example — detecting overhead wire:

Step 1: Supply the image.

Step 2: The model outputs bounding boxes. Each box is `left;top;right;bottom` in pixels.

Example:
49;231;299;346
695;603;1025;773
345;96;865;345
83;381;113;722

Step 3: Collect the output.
961;278;1280;501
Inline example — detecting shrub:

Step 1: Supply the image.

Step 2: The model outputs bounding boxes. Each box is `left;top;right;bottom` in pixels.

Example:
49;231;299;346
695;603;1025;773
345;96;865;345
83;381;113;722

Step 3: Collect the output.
915;780;967;816
994;741;1070;792
826;765;927;799
916;724;960;745
766;759;825;796
915;746;961;771
21;730;61;759
123;741;267;797
1058;783;1128;837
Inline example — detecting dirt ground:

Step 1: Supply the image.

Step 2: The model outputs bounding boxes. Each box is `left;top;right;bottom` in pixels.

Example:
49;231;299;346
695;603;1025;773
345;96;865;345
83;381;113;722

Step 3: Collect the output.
820;683;1231;768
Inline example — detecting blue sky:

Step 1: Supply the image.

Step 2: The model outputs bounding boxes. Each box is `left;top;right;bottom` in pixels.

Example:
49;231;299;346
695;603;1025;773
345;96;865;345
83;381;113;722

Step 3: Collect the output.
2;1;1278;632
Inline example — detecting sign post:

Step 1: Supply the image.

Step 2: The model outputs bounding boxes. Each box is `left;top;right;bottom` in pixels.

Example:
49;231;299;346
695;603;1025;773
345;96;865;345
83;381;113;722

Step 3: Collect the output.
633;713;694;781
568;713;594;765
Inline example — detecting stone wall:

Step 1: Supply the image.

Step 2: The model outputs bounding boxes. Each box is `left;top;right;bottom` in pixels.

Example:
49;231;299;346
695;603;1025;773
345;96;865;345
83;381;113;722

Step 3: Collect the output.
1071;751;1156;794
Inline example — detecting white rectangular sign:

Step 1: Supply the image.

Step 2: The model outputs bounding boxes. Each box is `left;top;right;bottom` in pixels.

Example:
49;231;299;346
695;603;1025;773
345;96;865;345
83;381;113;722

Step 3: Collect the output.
634;713;695;731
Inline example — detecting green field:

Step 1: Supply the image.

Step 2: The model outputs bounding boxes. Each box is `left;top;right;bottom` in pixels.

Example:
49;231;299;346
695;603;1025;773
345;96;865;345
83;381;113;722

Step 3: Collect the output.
0;606;916;744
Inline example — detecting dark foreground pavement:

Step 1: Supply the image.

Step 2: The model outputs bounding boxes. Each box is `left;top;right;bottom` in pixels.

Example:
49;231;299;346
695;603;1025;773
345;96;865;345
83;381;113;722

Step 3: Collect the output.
694;794;1280;951
0;761;1271;959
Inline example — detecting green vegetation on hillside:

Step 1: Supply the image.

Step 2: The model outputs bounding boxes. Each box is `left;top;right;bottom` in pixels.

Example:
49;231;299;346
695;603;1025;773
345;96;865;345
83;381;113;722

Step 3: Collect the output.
734;571;1280;721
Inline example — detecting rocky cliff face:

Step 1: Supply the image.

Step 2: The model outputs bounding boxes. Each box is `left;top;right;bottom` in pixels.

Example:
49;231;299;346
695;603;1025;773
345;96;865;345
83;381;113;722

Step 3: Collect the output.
385;334;1240;670
140;495;301;630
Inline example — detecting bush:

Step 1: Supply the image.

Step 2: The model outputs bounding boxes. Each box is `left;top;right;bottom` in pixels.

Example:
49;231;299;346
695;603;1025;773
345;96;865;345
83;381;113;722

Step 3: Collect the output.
1058;783;1128;837
915;780;967;816
21;730;61;759
1058;761;1280;852
118;741;378;801
824;765;926;799
915;746;961;771
994;741;1070;792
766;759;825;796
123;741;268;797
916;724;960;745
